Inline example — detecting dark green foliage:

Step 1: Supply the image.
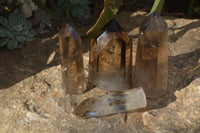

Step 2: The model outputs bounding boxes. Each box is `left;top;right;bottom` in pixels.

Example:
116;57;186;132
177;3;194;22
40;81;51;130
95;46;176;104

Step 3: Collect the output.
57;0;91;20
34;9;55;30
150;0;165;15
0;13;35;49
31;0;56;16
187;0;200;18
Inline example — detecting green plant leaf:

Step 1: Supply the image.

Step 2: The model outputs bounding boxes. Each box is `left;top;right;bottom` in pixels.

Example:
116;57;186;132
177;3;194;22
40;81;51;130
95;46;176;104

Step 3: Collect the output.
0;16;8;27
32;0;56;16
57;0;66;6
25;21;32;30
70;5;80;17
86;0;122;37
187;0;195;18
70;5;89;17
0;37;9;47
8;13;25;33
16;35;26;42
7;38;17;49
78;0;89;5
17;41;24;48
69;0;79;5
27;30;35;37
0;12;35;49
25;36;35;41
149;0;165;15
0;27;13;37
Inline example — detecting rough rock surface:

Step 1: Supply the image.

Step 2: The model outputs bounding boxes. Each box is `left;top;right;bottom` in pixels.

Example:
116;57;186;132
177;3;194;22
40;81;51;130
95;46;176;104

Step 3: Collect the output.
143;79;200;133
0;11;200;132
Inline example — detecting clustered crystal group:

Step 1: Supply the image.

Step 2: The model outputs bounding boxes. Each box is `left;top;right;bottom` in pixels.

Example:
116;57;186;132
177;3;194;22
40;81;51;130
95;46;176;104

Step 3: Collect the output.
59;12;168;118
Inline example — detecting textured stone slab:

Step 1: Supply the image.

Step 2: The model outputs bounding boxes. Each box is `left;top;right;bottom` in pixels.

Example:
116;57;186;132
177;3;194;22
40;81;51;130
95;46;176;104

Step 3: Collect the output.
143;78;200;132
0;11;200;133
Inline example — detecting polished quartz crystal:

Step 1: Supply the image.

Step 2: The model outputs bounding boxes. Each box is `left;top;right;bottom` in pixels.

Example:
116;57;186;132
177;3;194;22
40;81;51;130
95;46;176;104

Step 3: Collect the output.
74;87;147;118
59;24;86;94
133;12;168;98
89;19;132;91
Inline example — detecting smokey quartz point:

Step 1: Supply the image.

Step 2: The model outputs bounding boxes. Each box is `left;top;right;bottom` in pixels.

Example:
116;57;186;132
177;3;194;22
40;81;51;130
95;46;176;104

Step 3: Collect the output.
74;87;147;118
89;19;132;91
133;12;168;98
59;24;86;94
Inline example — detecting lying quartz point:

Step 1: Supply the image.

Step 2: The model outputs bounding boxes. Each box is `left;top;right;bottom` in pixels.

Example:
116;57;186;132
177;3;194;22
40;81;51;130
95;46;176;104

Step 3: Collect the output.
89;19;132;91
133;12;168;98
74;87;147;118
59;24;86;94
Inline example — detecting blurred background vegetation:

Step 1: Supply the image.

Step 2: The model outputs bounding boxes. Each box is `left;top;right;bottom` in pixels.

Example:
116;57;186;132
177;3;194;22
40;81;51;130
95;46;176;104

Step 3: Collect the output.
123;0;200;19
0;0;199;49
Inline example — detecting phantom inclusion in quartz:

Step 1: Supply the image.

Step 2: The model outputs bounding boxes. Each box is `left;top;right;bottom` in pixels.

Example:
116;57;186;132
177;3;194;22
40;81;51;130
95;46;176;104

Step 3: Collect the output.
59;24;86;94
88;19;132;91
133;12;168;98
74;87;147;118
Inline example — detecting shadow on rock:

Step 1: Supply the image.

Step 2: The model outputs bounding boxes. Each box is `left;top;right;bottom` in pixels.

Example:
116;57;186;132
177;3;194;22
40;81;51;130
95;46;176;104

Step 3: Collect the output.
0;35;60;89
168;48;200;91
147;48;200;110
169;20;200;43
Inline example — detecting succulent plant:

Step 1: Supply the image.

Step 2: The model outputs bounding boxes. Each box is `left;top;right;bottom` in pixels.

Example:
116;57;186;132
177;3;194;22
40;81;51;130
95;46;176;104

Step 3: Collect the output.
57;0;91;20
0;13;35;49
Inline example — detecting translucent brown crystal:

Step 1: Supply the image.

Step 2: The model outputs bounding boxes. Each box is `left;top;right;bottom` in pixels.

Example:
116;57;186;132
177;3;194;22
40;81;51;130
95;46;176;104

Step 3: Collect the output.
74;87;147;118
59;24;86;94
133;12;168;98
89;19;132;91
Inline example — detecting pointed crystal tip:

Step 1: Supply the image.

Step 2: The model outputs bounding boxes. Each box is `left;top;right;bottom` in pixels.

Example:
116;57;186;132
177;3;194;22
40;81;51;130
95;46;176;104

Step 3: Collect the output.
60;24;79;40
144;11;168;32
105;19;120;32
96;19;121;54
